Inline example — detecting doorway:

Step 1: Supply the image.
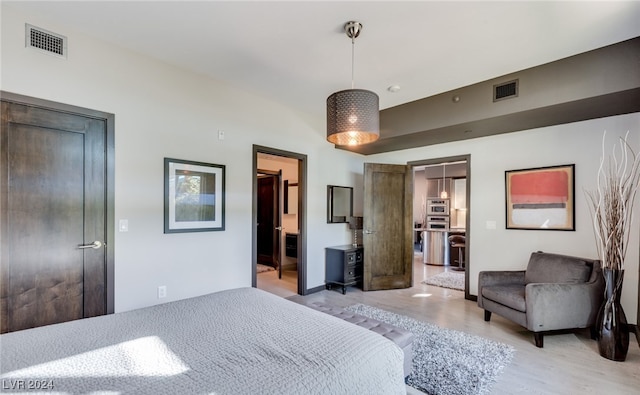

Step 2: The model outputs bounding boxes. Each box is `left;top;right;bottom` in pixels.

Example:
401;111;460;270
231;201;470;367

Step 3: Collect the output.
0;92;115;333
409;155;471;300
252;145;307;296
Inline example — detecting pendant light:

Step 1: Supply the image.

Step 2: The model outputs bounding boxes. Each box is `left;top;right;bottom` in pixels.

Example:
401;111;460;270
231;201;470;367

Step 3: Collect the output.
440;163;448;199
326;21;379;146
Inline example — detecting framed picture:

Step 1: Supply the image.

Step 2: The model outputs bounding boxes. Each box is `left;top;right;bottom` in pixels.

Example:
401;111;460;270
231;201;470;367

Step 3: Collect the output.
164;158;225;233
505;164;575;230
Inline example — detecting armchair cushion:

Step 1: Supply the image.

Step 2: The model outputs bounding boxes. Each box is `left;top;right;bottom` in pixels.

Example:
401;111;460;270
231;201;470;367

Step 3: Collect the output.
524;252;592;284
482;285;525;312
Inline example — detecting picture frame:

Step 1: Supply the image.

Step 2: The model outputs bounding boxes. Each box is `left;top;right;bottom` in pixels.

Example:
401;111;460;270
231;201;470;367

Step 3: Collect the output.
164;158;225;233
505;164;575;231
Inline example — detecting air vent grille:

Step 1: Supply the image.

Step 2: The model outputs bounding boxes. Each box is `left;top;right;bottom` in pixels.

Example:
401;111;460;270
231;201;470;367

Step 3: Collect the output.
26;24;67;58
493;79;518;102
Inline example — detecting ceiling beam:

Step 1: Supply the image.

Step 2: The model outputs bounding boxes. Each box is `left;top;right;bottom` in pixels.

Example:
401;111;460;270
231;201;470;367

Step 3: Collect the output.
339;37;640;155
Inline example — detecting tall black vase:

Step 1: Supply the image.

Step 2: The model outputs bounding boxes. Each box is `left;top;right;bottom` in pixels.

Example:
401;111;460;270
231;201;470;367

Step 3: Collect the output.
596;268;629;361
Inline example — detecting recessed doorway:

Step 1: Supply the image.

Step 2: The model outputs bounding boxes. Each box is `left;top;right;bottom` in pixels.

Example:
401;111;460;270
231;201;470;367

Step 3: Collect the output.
410;155;471;300
252;145;307;297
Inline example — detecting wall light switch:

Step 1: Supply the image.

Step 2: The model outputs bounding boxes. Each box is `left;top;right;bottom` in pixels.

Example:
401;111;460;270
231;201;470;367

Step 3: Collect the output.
119;219;129;232
486;220;497;230
218;130;225;140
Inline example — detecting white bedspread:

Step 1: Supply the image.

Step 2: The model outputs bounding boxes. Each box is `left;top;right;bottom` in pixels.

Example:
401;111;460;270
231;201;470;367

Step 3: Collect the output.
1;287;405;394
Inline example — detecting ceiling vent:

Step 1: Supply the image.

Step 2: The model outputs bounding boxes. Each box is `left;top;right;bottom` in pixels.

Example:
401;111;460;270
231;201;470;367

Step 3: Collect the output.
493;79;518;102
25;24;67;59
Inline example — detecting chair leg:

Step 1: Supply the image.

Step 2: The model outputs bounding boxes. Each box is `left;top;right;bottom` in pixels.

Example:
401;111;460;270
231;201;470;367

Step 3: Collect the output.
484;310;492;322
534;333;544;348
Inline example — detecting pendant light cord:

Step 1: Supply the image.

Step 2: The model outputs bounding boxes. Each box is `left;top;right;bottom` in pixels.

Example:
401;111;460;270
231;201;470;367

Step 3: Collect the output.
351;35;355;89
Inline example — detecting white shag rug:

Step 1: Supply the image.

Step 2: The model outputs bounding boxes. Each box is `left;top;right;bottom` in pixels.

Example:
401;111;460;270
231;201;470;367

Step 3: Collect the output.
345;304;515;395
422;271;465;291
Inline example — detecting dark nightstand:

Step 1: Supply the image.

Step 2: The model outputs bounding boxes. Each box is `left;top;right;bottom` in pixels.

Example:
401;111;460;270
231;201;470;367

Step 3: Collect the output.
325;245;363;294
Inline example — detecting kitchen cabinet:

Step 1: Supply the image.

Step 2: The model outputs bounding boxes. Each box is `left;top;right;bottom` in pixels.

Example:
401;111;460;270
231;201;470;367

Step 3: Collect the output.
285;233;297;258
454;178;466;209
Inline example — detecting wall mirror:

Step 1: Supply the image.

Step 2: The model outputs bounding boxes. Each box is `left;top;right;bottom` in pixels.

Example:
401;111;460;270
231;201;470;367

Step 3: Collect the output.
327;185;353;223
284;180;298;215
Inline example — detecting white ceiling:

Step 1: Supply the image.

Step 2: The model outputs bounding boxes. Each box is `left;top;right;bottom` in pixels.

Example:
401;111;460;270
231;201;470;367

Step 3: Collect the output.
5;1;640;120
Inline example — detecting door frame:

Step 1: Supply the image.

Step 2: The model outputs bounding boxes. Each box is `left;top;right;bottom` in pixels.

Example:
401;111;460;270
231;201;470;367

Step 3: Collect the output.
408;154;472;301
252;145;307;295
1;91;115;314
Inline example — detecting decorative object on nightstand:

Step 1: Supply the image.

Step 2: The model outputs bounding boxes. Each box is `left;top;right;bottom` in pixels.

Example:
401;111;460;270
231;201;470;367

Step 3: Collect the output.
585;131;640;362
325;245;363;294
349;216;363;247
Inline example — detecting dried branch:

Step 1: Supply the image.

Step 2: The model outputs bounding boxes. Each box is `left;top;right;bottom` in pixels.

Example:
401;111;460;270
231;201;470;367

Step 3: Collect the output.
585;131;640;271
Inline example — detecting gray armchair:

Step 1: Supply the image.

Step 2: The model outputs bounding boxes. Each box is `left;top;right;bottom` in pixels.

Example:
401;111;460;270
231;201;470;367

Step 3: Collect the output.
478;251;604;347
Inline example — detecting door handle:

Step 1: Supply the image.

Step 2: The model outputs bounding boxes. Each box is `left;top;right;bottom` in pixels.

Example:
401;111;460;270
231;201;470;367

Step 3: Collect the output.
364;229;375;234
78;241;104;249
275;226;283;231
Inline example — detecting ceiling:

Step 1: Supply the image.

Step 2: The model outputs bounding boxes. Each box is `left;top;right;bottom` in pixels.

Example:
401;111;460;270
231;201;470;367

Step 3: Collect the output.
5;1;640;127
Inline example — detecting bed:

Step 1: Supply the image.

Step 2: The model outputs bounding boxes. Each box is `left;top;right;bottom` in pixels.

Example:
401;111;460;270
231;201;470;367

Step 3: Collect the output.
0;287;405;394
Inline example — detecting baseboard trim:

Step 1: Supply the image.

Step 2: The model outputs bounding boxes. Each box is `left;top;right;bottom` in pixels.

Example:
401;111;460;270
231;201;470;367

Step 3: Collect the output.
303;284;326;295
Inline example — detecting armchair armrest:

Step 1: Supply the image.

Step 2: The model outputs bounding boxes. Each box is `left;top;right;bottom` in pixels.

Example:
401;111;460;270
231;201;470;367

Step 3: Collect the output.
477;270;525;308
525;281;604;332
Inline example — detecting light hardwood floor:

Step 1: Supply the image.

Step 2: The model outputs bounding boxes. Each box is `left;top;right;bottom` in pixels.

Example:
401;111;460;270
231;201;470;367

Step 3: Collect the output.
260;253;640;394
257;266;298;298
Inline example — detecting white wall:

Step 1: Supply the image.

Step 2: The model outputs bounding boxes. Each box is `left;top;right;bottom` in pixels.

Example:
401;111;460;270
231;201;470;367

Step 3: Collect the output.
1;5;358;312
369;114;640;323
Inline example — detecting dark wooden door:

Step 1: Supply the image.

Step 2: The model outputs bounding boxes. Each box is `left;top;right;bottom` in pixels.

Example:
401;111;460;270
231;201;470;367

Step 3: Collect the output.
0;100;107;333
257;174;281;269
362;163;413;291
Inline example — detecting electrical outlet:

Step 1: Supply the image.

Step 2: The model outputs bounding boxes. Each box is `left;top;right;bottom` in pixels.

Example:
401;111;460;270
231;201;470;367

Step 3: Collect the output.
158;285;167;299
119;219;129;232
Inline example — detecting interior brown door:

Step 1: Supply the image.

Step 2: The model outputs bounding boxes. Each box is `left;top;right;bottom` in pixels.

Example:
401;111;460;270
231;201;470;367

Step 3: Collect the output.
362;163;413;291
256;173;281;271
0;100;107;333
